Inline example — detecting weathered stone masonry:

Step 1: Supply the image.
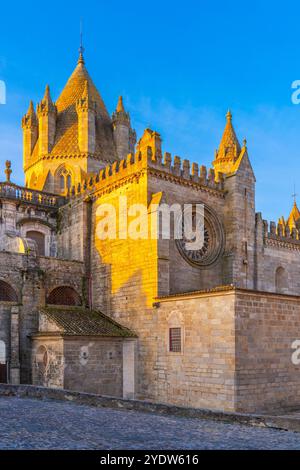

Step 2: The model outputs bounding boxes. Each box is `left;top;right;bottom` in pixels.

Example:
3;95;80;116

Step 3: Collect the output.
1;51;300;412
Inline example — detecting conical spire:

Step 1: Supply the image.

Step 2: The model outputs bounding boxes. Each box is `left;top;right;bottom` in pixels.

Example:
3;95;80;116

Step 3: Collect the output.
43;84;52;103
287;200;300;230
27;100;35;115
116;96;125;113
218;110;241;159
112;95;130;126
212;110;243;174
37;84;56;115
55;57;109;120
22;100;37;129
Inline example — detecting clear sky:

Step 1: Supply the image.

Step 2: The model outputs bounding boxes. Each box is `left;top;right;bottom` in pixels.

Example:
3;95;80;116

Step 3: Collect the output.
0;0;300;221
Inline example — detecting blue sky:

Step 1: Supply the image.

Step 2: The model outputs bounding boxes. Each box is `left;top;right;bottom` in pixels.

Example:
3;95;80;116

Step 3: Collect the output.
0;0;300;221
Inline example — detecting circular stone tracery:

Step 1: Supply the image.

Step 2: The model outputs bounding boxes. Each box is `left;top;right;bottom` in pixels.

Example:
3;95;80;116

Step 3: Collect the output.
176;204;224;267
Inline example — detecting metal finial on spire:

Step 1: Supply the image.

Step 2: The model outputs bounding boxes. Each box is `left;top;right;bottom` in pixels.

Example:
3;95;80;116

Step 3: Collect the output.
78;19;85;64
226;109;232;121
292;183;298;204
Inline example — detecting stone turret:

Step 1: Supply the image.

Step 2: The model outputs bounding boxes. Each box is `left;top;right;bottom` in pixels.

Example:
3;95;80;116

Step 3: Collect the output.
37;85;57;155
22;100;38;169
23;51;119;193
112;96;136;159
76;80;96;154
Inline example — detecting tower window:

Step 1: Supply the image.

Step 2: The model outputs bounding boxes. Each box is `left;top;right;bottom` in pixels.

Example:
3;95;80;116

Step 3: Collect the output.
169;327;182;353
57;168;73;194
60;175;65;191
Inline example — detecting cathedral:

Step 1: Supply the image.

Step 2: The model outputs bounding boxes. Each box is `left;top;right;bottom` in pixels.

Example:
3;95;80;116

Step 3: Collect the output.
1;49;300;413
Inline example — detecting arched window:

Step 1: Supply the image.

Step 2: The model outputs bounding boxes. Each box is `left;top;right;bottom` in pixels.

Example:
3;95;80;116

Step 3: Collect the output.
26;231;45;256
275;267;288;293
47;286;81;306
0;280;18;302
60;175;65;192
56;166;73;194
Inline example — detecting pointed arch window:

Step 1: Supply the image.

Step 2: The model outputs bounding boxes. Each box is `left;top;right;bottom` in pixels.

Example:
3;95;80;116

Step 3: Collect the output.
56;167;73;194
60;175;65;192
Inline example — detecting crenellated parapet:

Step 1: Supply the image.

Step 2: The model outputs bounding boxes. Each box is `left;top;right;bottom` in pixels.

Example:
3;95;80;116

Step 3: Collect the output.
68;133;226;200
258;213;300;250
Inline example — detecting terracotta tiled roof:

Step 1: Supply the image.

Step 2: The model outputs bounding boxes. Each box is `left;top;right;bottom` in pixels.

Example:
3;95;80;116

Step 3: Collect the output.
39;307;137;338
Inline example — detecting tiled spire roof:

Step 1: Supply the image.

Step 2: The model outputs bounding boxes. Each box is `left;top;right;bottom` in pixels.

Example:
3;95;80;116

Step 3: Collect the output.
287;201;300;230
55;60;109;119
218;110;241;159
30;58;117;161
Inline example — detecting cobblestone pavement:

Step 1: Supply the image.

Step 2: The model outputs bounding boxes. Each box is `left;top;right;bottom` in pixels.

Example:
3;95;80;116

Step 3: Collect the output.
0;397;300;449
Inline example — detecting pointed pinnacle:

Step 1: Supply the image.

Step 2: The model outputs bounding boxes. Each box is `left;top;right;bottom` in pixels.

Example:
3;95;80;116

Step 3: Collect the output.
27;100;35;115
116;95;125;113
82;80;89;97
43;84;52;102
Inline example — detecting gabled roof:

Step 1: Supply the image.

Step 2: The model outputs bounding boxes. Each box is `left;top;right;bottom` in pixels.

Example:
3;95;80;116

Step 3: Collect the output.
38;307;137;338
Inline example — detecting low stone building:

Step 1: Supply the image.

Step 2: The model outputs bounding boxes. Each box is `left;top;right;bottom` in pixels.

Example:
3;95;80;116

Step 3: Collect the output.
1;49;300;412
32;307;136;398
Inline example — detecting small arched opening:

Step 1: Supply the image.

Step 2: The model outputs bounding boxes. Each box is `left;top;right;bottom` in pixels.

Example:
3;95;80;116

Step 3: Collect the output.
0;280;18;302
275;267;288;294
55;166;73;194
47;286;81;306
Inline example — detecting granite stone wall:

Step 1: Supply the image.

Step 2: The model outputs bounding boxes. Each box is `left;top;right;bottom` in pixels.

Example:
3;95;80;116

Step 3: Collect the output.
235;290;300;412
64;337;123;397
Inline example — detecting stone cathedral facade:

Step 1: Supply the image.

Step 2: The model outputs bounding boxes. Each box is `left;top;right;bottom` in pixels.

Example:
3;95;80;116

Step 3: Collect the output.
1;51;300;412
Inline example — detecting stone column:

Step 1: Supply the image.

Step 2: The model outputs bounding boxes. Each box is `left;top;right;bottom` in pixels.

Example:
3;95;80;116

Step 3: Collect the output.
10;306;20;384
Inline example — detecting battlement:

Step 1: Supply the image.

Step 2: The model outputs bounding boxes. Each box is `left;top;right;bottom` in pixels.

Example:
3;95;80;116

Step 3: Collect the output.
69;144;225;199
257;213;300;246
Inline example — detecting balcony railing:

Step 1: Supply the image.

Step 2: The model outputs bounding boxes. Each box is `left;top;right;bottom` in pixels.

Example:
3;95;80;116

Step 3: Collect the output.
0;182;65;208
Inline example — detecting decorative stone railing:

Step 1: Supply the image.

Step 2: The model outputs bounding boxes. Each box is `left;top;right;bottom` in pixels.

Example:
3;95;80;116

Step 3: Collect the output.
0;182;65;208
